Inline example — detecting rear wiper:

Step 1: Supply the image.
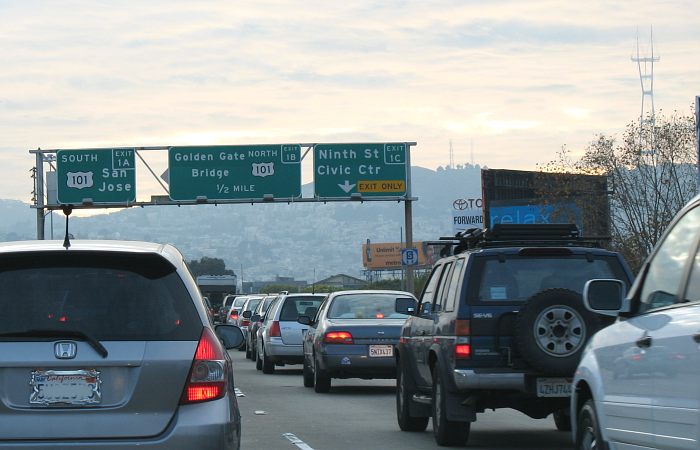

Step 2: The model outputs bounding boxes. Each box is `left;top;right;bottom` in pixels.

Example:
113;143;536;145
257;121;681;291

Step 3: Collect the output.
0;329;108;358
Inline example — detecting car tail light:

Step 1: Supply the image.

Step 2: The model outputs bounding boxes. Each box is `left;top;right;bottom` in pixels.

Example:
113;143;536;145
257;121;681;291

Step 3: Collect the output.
230;312;239;320
324;331;353;344
180;328;227;405
455;344;471;359
269;321;281;337
455;319;470;336
241;319;250;327
454;320;471;359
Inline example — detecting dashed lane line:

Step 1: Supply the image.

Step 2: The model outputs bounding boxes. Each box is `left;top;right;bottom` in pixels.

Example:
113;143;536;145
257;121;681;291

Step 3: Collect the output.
283;433;315;450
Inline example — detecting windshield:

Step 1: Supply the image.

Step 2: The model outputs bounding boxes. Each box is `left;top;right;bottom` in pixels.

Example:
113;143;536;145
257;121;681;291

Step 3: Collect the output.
0;251;201;341
327;293;409;319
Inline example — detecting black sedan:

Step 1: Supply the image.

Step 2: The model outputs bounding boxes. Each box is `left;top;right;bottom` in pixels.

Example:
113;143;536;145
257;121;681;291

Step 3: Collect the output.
299;290;416;393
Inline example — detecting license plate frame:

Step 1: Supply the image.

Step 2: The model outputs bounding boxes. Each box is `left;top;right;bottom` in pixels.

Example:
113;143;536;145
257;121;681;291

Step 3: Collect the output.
536;378;571;397
369;344;394;358
29;369;102;406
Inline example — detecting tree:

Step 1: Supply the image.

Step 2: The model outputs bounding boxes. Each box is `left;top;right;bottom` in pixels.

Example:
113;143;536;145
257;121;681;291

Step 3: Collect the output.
540;108;697;272
187;257;235;278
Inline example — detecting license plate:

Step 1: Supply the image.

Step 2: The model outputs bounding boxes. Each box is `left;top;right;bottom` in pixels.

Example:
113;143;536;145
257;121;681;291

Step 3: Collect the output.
536;378;571;397
29;369;102;406
369;345;394;357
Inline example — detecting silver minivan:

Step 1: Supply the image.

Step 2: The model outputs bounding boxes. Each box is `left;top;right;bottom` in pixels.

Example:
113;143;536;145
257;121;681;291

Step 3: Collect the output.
256;293;326;374
573;195;700;450
0;240;244;449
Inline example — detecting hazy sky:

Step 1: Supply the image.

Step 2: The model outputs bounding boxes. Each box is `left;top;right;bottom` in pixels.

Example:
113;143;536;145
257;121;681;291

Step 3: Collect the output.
1;0;698;204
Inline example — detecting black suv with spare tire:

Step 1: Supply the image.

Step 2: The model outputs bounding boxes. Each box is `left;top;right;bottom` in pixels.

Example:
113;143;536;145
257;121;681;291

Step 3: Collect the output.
394;224;633;446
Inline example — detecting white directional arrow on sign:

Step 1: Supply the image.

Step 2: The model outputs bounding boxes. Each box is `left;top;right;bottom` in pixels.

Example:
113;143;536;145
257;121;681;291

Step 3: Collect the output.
338;180;356;193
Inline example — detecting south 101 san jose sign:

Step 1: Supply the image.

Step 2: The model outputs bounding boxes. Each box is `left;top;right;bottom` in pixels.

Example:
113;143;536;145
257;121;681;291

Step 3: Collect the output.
57;148;136;204
168;145;301;201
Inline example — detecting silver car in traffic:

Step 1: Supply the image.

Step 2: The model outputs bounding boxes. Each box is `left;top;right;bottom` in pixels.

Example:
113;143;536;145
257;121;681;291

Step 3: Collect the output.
0;240;244;449
256;293;326;374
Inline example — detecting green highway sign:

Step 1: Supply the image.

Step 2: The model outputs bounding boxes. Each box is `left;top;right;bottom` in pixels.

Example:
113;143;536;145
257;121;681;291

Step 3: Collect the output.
168;145;301;201
313;143;407;198
57;148;136;204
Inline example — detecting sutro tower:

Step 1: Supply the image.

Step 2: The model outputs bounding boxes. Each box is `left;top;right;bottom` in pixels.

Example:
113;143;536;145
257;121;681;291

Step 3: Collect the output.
631;27;660;154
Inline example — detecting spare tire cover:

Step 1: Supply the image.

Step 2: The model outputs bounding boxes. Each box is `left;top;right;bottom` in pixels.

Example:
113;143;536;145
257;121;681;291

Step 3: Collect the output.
515;288;601;376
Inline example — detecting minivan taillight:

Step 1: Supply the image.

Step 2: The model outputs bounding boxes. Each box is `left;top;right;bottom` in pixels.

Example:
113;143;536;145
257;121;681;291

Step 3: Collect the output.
230;312;239;320
180;328;227;405
269;321;281;337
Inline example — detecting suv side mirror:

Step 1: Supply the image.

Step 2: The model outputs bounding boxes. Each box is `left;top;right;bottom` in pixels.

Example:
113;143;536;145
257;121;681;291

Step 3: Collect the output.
242;310;252;319
583;279;628;316
395;297;417;315
298;315;312;325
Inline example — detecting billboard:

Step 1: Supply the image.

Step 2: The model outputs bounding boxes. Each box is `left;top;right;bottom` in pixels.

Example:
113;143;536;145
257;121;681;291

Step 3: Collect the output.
481;169;609;237
362;242;438;270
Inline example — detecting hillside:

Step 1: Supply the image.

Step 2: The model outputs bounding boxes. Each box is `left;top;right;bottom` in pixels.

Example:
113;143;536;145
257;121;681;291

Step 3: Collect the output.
0;165;483;281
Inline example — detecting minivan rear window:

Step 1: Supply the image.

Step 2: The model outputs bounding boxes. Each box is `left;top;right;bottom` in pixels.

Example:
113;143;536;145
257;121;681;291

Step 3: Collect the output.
0;251;201;341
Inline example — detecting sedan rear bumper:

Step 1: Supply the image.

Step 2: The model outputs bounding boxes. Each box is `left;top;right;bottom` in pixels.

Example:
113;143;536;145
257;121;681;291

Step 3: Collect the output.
319;346;396;379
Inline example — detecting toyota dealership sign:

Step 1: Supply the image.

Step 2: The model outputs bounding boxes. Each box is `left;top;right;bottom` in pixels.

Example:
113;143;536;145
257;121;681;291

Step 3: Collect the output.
451;196;483;234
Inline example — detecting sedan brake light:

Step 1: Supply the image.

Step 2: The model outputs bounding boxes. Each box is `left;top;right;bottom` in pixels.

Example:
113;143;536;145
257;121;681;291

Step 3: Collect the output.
180;328;227;405
324;331;353;344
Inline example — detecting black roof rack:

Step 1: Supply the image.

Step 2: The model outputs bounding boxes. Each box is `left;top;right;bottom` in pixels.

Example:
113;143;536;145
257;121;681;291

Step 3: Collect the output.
433;224;605;256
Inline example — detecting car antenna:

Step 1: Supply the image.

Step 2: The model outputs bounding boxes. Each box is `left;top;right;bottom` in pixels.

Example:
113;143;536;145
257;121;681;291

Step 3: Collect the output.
62;205;73;249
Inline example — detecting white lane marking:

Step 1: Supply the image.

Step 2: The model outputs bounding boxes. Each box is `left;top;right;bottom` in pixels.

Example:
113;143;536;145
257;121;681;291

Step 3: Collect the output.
254;410;267;415
283;433;315;450
234;388;245;397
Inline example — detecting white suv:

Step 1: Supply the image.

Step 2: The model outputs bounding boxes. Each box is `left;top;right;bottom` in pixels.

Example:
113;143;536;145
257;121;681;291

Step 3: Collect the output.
573;195;700;450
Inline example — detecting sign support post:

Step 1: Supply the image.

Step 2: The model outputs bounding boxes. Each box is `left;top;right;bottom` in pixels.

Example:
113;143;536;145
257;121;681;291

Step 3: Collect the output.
35;152;45;240
404;145;414;294
696;95;699;193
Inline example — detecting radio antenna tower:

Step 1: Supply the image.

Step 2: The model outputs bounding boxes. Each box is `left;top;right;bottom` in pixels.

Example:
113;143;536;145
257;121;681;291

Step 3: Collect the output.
631;27;660;154
449;140;455;169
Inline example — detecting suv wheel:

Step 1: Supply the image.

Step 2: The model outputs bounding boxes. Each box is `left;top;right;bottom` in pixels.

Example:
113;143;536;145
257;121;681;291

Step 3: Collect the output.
553;408;572;431
302;354;314;388
432;365;469;446
516;288;600;375
397;357;429;432
576;400;607;450
313;355;331;393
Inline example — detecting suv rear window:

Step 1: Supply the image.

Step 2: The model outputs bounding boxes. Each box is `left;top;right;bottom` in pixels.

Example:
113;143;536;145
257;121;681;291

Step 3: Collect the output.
469;254;628;302
0;251;201;341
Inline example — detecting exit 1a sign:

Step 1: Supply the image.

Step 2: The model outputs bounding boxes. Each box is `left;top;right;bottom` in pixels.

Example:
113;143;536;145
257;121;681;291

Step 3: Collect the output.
56;148;136;204
313;143;407;198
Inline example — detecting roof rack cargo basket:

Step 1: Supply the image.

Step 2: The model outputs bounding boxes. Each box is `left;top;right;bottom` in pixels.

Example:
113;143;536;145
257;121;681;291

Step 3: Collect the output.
434;223;604;256
486;224;579;241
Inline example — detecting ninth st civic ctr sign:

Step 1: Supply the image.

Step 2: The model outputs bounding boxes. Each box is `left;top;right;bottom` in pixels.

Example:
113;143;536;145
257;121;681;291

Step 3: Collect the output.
168;145;301;201
313;143;407;198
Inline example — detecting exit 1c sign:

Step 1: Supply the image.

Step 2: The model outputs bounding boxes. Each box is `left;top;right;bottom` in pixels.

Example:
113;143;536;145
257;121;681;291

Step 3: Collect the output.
313;143;407;198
